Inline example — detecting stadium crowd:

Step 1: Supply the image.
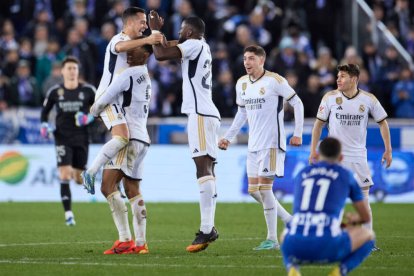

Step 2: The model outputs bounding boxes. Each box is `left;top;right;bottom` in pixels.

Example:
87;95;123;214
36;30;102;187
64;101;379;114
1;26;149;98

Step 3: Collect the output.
0;0;414;118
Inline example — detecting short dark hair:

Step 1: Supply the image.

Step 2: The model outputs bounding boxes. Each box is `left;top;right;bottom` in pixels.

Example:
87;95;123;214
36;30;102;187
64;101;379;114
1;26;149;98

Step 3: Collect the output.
122;7;146;24
319;137;342;160
183;16;205;35
337;64;360;78
61;56;79;67
244;45;266;58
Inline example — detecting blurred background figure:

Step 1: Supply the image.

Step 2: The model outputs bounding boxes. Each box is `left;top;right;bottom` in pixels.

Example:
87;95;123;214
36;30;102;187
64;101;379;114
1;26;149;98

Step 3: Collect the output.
392;67;414;118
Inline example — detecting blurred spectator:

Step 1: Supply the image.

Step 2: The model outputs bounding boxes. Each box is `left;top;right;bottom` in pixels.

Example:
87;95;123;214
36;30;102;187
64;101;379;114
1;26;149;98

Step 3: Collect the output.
340;46;364;68
212;69;236;118
228;25;255;79
32;24;49;58
18;37;36;73
7;60;42;107
391;67;414;118
36;39;64;88
269;37;304;77
358;68;372;92
74;18;98;68
1;49;20;78
212;43;231;81
300;74;322;118
61;28;95;84
256;0;284;49
284;70;300;121
387;0;412;43
362;41;382;82
64;0;92;29
406;26;414;58
0;19;19;59
285;21;315;66
0;70;9;111
22;9;55;40
42;61;63;96
103;0;127;33
313;46;337;92
166;0;194;40
248;8;271;48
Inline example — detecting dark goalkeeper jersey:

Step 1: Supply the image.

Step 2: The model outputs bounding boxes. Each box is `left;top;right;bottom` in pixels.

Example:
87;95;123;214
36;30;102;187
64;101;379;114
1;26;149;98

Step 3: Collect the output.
41;83;95;144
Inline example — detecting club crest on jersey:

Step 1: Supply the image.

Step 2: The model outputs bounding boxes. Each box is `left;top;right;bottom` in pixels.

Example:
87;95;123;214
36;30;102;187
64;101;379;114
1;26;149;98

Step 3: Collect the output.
259;87;265;95
359;104;365;113
57;88;65;100
336;97;343;105
242;82;247;91
78;92;84;100
117;113;123;120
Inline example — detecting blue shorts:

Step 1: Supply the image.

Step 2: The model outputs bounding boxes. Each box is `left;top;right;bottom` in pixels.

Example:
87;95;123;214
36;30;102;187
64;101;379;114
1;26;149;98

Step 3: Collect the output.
281;231;352;266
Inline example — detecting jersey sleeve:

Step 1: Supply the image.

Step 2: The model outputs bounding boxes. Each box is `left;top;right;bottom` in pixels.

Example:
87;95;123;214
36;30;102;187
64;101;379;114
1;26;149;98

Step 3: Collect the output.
370;98;388;123
177;39;202;60
275;77;296;100
40;88;56;122
316;96;330;122
109;35;126;54
95;74;130;108
346;171;364;203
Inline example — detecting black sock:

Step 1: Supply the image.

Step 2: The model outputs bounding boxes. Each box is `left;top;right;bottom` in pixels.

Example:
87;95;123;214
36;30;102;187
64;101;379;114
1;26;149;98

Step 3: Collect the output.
60;181;71;212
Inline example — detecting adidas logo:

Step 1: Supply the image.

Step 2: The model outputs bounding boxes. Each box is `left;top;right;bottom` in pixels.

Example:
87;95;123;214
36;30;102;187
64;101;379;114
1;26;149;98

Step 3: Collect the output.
262;168;269;173
193;148;199;153
337;106;343;110
363;178;370;183
108;161;114;166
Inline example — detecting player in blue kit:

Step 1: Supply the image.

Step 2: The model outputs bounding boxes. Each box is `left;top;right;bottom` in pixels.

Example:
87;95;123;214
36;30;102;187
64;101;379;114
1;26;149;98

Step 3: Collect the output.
281;137;375;276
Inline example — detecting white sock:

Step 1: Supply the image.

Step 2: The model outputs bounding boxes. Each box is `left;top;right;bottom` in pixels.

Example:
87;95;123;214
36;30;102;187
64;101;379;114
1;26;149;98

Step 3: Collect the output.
276;200;292;224
248;184;262;203
87;136;128;175
198;176;216;234
259;184;277;242
129;194;147;246
64;210;74;220
107;191;131;242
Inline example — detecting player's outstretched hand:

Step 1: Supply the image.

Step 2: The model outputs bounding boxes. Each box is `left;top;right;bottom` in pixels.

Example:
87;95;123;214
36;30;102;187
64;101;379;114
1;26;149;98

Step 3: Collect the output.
148;10;163;30
382;151;392;168
75;111;94;127
218;138;230;150
289;136;302;146
40;122;54;139
146;33;164;45
308;151;318;164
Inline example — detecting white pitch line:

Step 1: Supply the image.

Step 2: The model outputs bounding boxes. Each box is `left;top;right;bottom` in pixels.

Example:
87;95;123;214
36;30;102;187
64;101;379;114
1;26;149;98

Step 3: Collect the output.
0;237;262;248
0;259;412;271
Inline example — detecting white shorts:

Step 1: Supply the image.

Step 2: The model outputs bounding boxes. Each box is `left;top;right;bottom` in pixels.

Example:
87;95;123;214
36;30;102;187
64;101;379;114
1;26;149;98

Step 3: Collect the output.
341;160;373;188
104;140;148;180
187;113;220;160
247;148;286;178
100;103;127;130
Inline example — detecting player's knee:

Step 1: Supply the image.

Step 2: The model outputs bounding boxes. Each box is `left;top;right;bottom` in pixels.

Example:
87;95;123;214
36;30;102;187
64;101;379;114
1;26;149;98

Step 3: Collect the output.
101;185;111;198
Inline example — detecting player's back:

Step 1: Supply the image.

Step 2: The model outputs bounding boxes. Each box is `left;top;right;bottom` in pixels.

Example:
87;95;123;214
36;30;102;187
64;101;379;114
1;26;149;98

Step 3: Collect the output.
288;161;363;237
96;33;130;99
177;38;220;119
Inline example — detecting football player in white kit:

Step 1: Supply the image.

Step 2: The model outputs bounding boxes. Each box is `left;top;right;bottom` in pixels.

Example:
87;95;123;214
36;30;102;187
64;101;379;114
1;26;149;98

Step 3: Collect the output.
149;11;220;253
88;42;153;255
218;45;304;251
309;64;392;250
81;7;163;193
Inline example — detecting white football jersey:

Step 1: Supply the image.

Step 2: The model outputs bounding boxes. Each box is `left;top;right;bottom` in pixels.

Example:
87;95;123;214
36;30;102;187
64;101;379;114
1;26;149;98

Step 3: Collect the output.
103;65;152;144
96;32;130;99
317;89;387;161
177;39;220;119
235;71;297;152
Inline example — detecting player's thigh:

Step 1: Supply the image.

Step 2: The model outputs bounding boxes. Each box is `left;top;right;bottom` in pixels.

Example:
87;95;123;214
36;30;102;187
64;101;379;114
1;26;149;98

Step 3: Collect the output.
257;148;286;178
282;233;352;264
55;144;73;178
246;151;259;178
342;160;373;187
187;114;219;160
99;103;127;131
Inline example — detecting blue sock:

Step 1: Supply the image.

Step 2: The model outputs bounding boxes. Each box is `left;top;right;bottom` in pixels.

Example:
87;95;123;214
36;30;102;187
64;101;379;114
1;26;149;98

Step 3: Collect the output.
341;240;374;275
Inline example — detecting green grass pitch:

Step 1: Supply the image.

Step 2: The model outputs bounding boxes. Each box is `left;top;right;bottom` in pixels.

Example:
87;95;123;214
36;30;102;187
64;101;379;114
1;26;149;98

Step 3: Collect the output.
0;202;413;275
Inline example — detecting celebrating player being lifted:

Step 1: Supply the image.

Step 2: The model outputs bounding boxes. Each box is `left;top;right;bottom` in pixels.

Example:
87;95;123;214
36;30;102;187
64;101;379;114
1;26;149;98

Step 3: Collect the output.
149;11;220;253
309;64;392;250
40;56;95;226
218;45;304;250
81;7;163;193
88;41;153;255
282;137;375;276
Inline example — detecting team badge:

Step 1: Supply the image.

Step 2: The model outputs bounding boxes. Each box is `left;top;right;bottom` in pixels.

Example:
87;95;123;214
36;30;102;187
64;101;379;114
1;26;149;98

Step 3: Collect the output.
78;92;84;100
117;113;123;120
259;87;265;95
359;105;365;113
58;88;64;100
242;82;247;91
336;97;343;105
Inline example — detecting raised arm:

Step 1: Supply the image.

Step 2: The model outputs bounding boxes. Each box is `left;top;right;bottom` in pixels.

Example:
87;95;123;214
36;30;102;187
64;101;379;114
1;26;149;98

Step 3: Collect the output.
115;34;164;53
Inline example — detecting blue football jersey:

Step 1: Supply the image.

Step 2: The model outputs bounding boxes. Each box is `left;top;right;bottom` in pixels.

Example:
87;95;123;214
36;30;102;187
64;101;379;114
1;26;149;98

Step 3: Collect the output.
287;161;364;237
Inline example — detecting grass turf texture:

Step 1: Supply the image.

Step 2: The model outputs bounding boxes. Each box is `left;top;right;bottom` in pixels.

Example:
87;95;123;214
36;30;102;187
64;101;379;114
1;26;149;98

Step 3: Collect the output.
0;202;413;275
